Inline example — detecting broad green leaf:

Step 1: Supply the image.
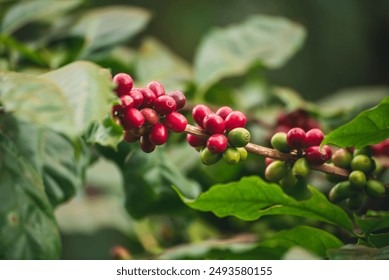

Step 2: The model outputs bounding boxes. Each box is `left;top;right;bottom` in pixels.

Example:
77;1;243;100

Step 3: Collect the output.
328;245;389;260
194;15;305;92
260;226;343;258
85;115;124;149
176;176;353;231
322;97;389;148
71;6;151;57
0;133;61;259
355;211;389;233
1;0;82;34
272;86;318;114
41;61;115;136
135;37;192;92
368;233;389;248
123;148;201;219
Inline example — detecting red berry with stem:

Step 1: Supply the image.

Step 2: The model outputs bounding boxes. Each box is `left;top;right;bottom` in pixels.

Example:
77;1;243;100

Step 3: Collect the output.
305;128;324;147
113;73;133;96
140;108;159;125
216;106;233;120
120;95;134;109
225;111;246;131
129;89;144;108
323;145;332;160
163;112;188;133
192;105;212;127
168;90;186;111
305;145;328;165
147;81;165;97
149;123;168;145
140;134;156;153
203;113;225;134
207;134;228;153
139;88;156;107
112;104;123;118
121;108;145;130
154;95;177;115
187;134;206;147
287;127;306;149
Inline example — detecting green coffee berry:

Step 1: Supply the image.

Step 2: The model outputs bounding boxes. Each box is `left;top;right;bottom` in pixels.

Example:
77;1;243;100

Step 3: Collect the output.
270;132;290;153
365;179;385;198
279;169;298;188
346;194;365;210
265;160;287;182
351;154;373;173
222;147;240;165
227;128;251;147
200;147;221;165
237;147;248;161
332;148;352;168
329;181;354;203
372;157;383;174
348;170;366;190
292;158;310;178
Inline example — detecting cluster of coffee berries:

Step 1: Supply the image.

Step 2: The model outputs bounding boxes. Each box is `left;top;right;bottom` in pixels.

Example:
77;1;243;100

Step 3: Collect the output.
186;105;250;165
371;139;389;157
274;109;320;134
111;73;187;153
328;147;385;210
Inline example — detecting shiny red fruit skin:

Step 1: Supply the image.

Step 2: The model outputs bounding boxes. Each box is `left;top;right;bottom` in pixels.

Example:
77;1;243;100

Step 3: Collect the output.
203;113;226;134
147;81;165;97
120;95;134;109
168;91;186;111
148;123;168;145
225;111;246;131
323;145;332;160
207;134;228;153
305;146;328;165
265;157;274;166
287;127;306;149
129;89;144;108
140;135;156;153
186;133;206;147
121;108;145;130
164;112;188;133
113;73;133;96
305;128;324;147
112;104;123;118
154;96;177;115
124;130;139;143
139;88;156;107
140;108;159;125
192;105;212;127
216;106;233;120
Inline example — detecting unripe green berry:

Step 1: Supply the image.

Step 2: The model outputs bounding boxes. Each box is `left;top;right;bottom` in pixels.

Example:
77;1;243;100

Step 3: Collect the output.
279;169;298;188
351;154;373;173
329;181;355;203
265;160;287;182
364;179;385;198
292;158;310;179
332;149;352;168
348;170;366;190
270;132;290;153
227;128;251;147
222;147;240;165
237;147;248;161
372;157;383;174
346;194;365;210
200;147;221;165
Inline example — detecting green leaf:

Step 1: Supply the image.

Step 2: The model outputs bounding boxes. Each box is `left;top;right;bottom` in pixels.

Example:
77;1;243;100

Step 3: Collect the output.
0;133;61;259
194;15;305;92
176;176;353;231
322;97;389;148
368;233;389;248
123;148;201;219
135;37;193;92
85;115;123;149
272;86;318;114
41;61;115;136
355;211;389;233
328;245;389;260
1;0;82;34
261;226;343;258
71;6;151;57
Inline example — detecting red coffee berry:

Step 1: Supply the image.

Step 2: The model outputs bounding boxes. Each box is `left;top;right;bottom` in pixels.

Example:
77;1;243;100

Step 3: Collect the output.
148;123;168;145
154;95;177;115
140;108;159;125
139;88;156;107
265;157;274;166
192;105;212;127
203;113;226;134
113;73;133;96
147;81;165;97
323;145;332;160
207;134;228;153
216;106;233;120
121;108;145;130
112;104;123;118
186;134;206;147
123;130;139;143
140;134;156;153
120;95;134;109
225;111;246;131
163;112;188;133
305;128;324;147
305;146;328;165
286;127;306;149
129;89;144;108
168;90;186;111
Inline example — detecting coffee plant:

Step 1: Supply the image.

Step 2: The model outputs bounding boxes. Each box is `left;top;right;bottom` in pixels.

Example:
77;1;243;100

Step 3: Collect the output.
0;1;388;260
